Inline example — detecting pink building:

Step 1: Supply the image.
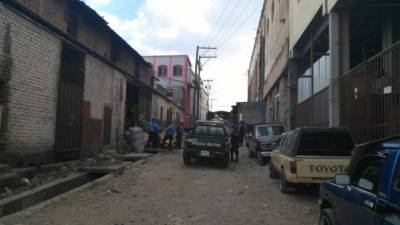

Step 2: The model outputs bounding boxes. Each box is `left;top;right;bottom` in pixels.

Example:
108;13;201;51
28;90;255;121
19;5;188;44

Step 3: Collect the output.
144;55;196;128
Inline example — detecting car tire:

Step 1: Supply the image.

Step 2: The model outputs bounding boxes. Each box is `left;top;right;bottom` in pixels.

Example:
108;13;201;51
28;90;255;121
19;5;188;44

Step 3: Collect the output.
221;155;229;168
257;151;267;166
183;153;191;165
279;170;294;193
319;208;336;225
248;148;256;158
269;163;280;179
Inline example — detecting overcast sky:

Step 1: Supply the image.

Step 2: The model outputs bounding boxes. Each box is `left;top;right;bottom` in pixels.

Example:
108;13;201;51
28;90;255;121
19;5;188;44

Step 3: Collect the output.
84;0;263;111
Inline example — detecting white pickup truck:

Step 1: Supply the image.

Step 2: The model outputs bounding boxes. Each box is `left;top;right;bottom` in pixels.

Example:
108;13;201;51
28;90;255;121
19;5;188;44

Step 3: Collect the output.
269;128;355;193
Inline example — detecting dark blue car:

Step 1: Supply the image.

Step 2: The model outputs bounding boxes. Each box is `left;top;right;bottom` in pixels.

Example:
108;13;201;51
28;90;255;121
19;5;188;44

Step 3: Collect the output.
319;137;400;225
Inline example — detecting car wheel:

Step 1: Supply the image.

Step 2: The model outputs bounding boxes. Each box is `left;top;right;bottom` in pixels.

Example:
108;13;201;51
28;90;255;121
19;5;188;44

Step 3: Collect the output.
221;155;229;168
279;170;294;193
269;163;280;179
248;148;256;158
319;209;336;225
183;153;191;165
257;151;267;166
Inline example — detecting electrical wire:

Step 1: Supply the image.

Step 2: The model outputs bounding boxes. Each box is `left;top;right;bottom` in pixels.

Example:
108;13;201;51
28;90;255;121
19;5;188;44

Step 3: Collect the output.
217;0;263;49
206;0;242;47
212;0;257;47
204;0;231;46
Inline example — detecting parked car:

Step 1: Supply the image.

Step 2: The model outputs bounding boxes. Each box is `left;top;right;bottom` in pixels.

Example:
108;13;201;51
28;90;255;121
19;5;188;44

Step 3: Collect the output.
247;123;284;165
183;120;230;167
269;127;355;193
318;137;400;225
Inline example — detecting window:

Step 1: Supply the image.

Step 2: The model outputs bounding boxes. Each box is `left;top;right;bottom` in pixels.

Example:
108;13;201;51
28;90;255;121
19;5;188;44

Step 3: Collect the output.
279;135;286;149
298;54;330;103
160;106;164;121
256;126;284;138
298;132;354;156
158;65;168;77
173;65;183;76
193;125;226;137
167;89;173;97
351;156;385;194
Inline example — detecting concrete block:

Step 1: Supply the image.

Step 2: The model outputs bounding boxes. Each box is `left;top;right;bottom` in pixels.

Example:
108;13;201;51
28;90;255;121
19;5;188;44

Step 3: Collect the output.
0;172;19;188
82;162;129;175
114;153;151;162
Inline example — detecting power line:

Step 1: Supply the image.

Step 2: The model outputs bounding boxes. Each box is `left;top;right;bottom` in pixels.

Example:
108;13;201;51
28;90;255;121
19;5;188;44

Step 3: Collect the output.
218;0;263;49
207;0;242;46
204;0;230;45
212;0;257;46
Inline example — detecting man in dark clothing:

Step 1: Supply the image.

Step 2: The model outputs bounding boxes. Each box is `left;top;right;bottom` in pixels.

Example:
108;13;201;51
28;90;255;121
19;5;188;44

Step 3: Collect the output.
162;123;176;150
230;127;240;163
175;125;183;149
147;118;161;148
238;120;245;146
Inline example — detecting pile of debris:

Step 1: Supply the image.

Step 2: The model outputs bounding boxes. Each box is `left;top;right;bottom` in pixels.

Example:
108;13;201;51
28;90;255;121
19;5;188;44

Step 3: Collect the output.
0;162;79;200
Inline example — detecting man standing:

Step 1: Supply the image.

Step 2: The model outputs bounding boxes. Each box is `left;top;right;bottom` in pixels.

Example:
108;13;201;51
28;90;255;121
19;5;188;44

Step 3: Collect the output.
175;124;183;149
162;123;176;150
238;120;245;146
230;125;240;163
147;118;160;148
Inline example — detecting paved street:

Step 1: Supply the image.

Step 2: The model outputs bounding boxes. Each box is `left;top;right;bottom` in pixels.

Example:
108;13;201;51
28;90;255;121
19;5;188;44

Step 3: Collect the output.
1;148;319;225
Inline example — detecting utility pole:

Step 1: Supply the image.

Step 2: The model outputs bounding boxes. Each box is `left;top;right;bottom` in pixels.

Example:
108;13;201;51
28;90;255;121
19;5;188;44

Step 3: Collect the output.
192;46;217;126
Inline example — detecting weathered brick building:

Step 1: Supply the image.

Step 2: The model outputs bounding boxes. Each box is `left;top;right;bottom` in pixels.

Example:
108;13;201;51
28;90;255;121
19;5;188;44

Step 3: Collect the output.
248;0;290;128
0;0;156;165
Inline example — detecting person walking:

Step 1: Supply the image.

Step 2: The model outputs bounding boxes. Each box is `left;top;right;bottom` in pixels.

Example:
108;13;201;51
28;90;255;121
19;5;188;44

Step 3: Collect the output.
147;118;160;148
162;123;176;150
230;125;240;163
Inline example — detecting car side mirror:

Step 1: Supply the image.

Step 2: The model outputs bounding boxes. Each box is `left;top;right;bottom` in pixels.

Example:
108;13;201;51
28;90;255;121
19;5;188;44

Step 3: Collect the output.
358;179;374;191
334;174;350;185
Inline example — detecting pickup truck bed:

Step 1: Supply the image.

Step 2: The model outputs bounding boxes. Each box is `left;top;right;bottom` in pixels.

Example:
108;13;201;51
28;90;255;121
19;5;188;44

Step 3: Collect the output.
271;153;351;184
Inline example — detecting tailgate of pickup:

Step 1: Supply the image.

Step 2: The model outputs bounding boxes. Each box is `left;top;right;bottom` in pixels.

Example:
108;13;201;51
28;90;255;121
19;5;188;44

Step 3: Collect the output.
295;156;350;179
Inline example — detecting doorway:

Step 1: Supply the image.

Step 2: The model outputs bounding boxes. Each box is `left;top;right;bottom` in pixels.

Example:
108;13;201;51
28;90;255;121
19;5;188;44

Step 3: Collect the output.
55;45;85;152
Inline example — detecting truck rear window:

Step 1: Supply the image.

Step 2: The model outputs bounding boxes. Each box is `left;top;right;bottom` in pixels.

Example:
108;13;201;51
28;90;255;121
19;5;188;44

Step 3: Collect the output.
193;125;226;137
256;126;284;138
298;132;354;156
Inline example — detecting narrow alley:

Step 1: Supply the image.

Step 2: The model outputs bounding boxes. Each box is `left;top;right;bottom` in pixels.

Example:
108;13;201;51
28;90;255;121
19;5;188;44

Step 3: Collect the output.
0;149;319;225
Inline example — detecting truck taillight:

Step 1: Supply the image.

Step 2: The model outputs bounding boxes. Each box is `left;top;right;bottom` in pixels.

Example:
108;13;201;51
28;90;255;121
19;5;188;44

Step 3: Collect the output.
290;161;297;174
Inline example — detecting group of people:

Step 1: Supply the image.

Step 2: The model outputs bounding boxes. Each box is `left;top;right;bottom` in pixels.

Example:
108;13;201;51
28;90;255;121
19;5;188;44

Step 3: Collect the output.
230;121;245;163
145;118;246;163
146;118;183;150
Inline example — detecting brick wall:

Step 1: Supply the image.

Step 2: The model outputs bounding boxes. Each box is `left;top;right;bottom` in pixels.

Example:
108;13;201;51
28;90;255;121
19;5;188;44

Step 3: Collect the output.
83;56;125;150
15;0;67;32
78;17;111;59
0;3;62;155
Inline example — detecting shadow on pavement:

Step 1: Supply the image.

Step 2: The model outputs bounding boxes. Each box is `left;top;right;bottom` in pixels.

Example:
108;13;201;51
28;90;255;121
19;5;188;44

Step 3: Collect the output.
184;158;233;171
